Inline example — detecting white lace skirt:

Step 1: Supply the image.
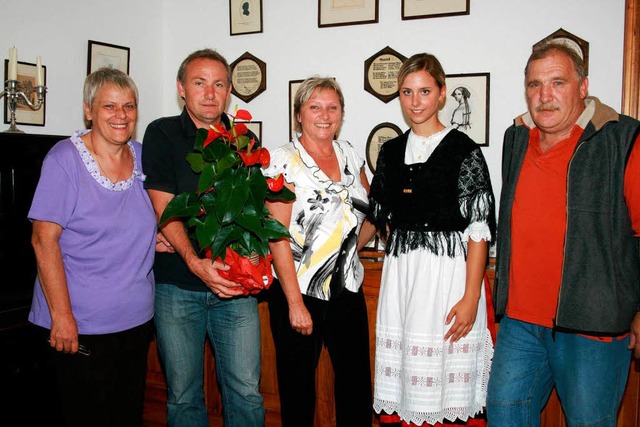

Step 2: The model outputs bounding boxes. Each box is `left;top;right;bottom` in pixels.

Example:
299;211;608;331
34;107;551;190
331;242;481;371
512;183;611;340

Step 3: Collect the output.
373;242;493;425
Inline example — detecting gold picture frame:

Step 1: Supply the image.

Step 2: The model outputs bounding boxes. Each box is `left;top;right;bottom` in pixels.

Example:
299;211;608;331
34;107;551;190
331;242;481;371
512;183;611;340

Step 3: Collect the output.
318;0;379;28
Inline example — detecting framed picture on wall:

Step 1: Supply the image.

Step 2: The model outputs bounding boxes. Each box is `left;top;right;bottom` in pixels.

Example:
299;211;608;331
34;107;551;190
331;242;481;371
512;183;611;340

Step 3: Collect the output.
364;46;407;103
533;28;589;76
288;79;304;141
87;40;130;75
402;0;470;20
243;121;263;142
438;72;490;146
230;52;266;102
4;60;46;127
365;122;403;173
229;0;263;35
318;0;379;28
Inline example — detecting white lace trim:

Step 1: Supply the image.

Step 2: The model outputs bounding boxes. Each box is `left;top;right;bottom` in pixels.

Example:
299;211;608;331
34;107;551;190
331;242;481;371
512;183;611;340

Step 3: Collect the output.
463;221;492;243
373;331;492;424
71;129;145;192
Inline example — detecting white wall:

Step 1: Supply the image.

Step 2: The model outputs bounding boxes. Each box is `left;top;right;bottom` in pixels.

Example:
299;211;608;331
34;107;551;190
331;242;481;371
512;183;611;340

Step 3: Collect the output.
1;0;164;141
3;0;626;195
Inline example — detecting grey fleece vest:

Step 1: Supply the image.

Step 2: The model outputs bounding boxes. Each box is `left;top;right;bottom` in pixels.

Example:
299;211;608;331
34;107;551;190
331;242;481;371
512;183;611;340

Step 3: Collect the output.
495;100;640;335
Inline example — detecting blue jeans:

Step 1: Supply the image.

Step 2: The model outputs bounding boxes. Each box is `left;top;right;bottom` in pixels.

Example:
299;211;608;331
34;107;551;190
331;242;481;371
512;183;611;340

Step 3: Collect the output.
154;283;264;427
487;316;630;427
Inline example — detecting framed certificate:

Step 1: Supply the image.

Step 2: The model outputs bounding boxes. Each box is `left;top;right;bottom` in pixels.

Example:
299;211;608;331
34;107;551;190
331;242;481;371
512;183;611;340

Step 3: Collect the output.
364;46;406;103
230;52;266;103
366;122;402;173
533;28;589;76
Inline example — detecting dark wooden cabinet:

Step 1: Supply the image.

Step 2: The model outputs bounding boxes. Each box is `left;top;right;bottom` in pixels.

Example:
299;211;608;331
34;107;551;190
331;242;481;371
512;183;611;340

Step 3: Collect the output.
0;132;66;425
143;258;640;426
0;133;63;317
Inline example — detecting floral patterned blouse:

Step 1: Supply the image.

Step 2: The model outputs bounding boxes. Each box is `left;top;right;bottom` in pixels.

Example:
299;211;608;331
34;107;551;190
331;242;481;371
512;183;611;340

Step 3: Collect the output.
263;134;369;301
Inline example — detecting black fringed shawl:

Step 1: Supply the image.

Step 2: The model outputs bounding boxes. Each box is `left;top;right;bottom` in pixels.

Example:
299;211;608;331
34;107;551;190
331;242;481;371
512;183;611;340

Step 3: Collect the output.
368;129;496;257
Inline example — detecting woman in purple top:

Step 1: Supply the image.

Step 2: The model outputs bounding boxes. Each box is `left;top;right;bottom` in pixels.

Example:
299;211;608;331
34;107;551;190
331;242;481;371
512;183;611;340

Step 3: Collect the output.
28;68;157;427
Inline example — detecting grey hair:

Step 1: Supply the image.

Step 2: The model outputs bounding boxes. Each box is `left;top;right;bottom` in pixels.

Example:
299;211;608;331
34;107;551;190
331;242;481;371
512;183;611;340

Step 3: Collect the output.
293;76;344;134
83;67;138;108
525;42;587;80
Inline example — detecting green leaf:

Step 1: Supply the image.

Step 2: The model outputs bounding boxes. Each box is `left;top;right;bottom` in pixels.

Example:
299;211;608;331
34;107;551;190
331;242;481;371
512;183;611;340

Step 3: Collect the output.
235;209;262;234
195;212;220;250
208;225;244;260
187;152;204;173
159;192;201;225
203;139;230;162
235;134;250;150
263;217;292;240
237;231;253;254
197;162;217;194
216;152;240;174
245;169;268;211
201;191;217;213
214;168;250;225
194;128;209;152
266;185;296;202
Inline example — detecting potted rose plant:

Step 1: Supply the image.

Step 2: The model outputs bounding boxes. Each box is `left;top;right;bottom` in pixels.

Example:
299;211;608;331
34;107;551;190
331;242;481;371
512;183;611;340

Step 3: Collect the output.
159;108;294;294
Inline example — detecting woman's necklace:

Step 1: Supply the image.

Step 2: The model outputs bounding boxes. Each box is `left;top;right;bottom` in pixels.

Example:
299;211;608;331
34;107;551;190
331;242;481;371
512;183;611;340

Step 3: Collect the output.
86;135;126;184
306;149;335;158
93;153;123;184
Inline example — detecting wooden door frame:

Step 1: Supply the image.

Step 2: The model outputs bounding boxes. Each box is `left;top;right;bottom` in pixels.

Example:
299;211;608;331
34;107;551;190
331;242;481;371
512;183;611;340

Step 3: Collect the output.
623;0;640;118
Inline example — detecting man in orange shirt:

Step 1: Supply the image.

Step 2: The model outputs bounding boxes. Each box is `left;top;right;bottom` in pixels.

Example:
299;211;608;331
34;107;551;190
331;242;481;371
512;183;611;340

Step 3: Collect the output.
488;42;640;426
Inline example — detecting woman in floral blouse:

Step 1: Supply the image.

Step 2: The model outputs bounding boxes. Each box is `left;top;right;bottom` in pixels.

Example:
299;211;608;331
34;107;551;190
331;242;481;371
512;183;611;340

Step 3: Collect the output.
264;76;375;426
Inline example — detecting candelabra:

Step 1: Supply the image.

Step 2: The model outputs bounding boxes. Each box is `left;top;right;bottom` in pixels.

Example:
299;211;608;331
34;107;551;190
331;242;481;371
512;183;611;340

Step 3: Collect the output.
0;79;47;133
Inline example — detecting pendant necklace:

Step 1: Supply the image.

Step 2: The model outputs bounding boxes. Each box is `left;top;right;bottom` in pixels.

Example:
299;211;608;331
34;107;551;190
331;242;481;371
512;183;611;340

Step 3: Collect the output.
88;137;124;184
305;146;335;159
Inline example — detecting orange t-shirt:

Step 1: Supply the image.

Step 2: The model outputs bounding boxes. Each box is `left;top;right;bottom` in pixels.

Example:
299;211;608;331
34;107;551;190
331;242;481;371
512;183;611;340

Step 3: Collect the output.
507;126;640;332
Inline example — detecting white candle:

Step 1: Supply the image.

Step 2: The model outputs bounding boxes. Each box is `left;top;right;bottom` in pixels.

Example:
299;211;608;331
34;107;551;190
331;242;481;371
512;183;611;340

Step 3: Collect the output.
8;46;17;81
35;56;43;86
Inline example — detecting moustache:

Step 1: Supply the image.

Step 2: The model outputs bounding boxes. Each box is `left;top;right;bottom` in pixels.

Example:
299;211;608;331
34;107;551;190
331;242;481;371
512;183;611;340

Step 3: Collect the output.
535;103;560;112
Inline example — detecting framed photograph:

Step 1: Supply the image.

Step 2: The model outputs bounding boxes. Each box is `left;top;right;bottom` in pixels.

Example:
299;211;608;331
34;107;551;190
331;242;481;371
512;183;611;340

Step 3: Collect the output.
230;52;266;103
533;28;589;76
402;0;470;20
364;46;407;103
289;79;304;141
229;0;263;35
366;122;403;173
4;60;46;127
87;40;130;75
438;72;490;146
242;121;263;142
318;0;379;28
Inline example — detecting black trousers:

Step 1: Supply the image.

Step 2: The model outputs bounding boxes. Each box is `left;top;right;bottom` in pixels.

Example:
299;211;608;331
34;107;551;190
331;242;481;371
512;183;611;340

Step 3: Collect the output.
268;280;373;427
36;319;153;427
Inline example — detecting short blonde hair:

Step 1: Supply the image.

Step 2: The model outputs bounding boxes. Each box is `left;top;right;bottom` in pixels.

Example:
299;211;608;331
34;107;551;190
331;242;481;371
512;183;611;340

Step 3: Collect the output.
293;76;344;134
